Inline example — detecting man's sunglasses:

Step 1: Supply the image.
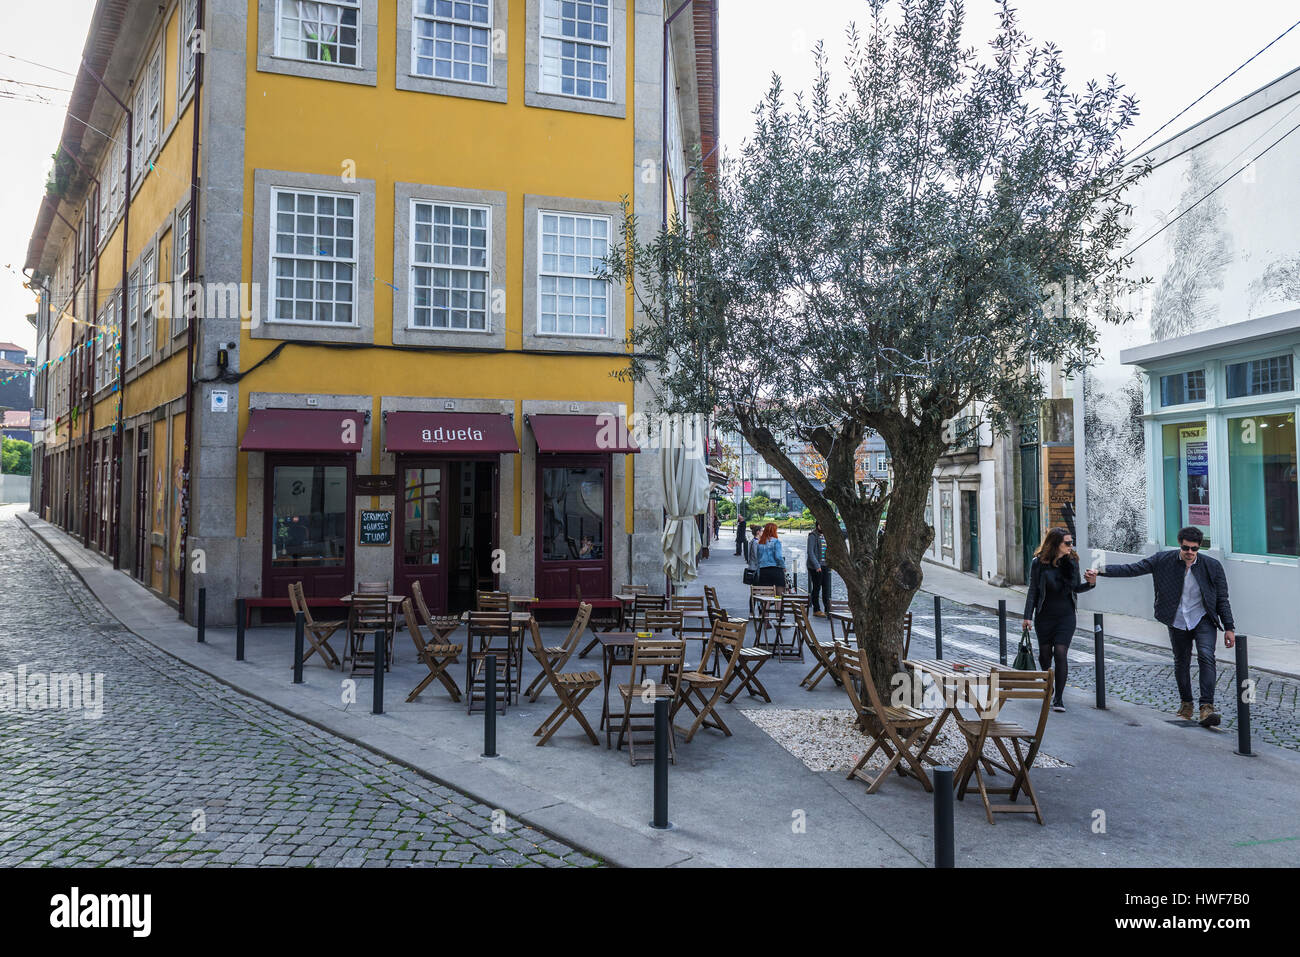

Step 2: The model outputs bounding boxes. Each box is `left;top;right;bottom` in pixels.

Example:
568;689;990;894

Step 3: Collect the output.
1180;544;1199;552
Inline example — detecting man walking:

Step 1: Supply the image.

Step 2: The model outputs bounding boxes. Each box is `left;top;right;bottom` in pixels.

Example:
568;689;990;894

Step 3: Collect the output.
806;522;830;617
734;516;747;556
1094;526;1235;728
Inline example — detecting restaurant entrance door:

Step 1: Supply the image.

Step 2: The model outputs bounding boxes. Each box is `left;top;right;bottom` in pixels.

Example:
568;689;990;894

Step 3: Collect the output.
395;458;499;615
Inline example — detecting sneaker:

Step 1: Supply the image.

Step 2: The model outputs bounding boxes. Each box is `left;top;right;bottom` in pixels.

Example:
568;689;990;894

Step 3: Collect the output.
1199;704;1221;728
1176;701;1194;720
1052;700;1065;713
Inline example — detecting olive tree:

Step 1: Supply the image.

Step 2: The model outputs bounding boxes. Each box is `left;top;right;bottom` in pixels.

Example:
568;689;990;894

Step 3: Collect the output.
607;0;1145;687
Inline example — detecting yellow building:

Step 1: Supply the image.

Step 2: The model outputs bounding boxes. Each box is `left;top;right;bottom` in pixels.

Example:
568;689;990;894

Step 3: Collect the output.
26;0;719;623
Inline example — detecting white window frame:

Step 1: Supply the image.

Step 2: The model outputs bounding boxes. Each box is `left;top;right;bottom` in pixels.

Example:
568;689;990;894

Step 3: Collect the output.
275;0;363;67
127;268;141;368
1221;349;1297;406
1157;365;1210;410
173;204;192;337
179;0;199;92
140;250;156;362
536;210;611;338
539;0;612;102
147;44;162;155
131;81;147;187
411;0;493;86
268;186;360;327
408;199;491;333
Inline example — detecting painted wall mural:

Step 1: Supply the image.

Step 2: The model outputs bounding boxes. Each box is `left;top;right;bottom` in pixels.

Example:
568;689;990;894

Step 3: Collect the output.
1083;76;1300;553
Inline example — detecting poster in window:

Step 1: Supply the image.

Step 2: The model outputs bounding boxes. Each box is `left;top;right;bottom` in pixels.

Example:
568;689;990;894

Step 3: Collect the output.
1180;426;1210;530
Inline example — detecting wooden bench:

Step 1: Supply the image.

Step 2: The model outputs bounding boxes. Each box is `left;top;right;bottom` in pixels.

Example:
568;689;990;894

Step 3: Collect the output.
239;596;347;628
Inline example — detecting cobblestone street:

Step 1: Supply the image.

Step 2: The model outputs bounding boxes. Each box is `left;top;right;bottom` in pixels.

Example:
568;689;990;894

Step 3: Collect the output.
0;511;599;868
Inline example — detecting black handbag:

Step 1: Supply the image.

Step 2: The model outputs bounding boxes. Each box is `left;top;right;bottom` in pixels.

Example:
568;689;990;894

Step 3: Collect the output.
1013;623;1035;670
742;567;757;585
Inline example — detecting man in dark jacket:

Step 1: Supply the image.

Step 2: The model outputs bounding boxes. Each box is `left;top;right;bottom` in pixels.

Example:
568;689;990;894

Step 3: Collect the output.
1096;526;1235;728
806;522;830;616
734;516;747;555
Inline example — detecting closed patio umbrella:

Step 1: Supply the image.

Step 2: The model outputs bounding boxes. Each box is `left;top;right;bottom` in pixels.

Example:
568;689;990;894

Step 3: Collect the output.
660;417;711;583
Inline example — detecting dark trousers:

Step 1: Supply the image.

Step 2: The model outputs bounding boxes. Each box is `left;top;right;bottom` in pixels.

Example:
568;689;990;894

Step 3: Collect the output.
806;566;830;612
1168;616;1217;706
735;537;745;556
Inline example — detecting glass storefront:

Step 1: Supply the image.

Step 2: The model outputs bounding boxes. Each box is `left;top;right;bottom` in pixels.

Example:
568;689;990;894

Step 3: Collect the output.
541;465;605;561
1228;412;1298;557
1161;420;1211;547
402;467;442;566
269;464;348;567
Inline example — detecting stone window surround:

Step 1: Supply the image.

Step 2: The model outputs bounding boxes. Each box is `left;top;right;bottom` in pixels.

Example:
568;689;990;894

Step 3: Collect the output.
256;0;380;86
392;182;508;350
251;168;377;346
522;194;626;353
524;0;627;119
396;0;509;102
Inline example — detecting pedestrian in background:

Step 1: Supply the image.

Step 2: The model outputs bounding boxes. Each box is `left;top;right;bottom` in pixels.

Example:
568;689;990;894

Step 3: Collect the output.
713;511;720;542
756;522;785;592
1023;526;1094;712
806;521;830;616
734;515;747;556
1094;526;1234;728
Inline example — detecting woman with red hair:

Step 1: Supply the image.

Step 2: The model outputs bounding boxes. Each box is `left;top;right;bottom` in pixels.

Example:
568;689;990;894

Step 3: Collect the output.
755;522;786;592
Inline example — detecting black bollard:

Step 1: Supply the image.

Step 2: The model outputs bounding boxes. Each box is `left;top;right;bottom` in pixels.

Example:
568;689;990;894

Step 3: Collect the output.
483;655;498;757
998;599;1007;665
1094;613;1106;710
651;697;672;829
373;629;385;715
1234;635;1254;757
933;766;954;868
197;587;206;643
933;595;943;660
293;612;305;684
235;599;246;661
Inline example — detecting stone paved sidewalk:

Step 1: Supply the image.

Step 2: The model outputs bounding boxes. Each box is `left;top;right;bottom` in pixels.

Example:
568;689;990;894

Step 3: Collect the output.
0;510;600;868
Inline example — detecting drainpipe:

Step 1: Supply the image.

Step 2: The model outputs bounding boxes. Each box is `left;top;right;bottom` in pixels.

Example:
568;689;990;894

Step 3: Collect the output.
178;0;205;620
52;205;80;533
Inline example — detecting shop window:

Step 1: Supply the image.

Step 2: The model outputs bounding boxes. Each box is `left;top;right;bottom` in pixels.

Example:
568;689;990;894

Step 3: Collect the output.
269;464;348;567
1225;354;1294;399
940;488;953;552
1228;412;1298;557
1159;369;1205;407
1161;421;1211;547
541;465;605;560
402;467;442;564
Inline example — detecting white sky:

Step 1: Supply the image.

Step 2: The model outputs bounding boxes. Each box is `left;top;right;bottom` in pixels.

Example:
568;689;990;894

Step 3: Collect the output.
2;0;1300;353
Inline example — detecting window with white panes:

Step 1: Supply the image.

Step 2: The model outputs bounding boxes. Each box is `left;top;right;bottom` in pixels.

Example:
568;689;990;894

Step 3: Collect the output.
147;45;162;154
540;0;610;100
127;269;140;366
140;250;156;360
410;201;489;331
173;205;191;337
271;189;357;324
131;81;147;186
413;0;492;83
538;211;609;336
278;0;361;65
180;0;198;90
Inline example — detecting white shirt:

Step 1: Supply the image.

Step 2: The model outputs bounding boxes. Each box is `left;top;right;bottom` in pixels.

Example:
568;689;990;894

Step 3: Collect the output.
1172;557;1206;631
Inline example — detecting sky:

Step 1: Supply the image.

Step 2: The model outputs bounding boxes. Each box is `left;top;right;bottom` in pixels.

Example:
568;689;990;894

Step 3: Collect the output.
2;0;1300;354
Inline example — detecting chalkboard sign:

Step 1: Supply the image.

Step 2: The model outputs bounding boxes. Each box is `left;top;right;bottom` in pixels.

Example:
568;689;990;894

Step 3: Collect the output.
358;509;391;546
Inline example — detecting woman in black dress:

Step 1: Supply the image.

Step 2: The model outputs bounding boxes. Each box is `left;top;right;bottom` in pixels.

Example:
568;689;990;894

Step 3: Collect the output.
1022;527;1095;712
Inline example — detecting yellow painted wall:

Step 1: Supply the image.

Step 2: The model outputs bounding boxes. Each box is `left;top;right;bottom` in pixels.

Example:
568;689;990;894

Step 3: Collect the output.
234;0;643;538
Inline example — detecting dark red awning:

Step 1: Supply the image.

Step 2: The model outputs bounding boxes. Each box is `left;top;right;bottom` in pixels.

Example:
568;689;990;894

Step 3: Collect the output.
240;409;366;452
527;414;641;454
384;412;519;454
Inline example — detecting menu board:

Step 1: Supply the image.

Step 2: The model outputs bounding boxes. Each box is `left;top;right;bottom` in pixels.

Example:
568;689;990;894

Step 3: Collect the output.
358;509;391;546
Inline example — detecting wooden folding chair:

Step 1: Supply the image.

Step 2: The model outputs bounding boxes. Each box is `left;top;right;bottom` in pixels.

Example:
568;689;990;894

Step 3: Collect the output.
465;610;514;713
956;668;1054;825
703;585;721;616
477;590;511;612
835;644;935;793
630;593;667;631
828;599;853;643
615;637;686;765
411;580;462;652
748;584;776;621
288;581;343;670
402;598;463;702
345;593;394;675
722;613;772;703
674;618;747;742
799;603;844;690
770;594;810;661
524;602;592;701
527;619;602;746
